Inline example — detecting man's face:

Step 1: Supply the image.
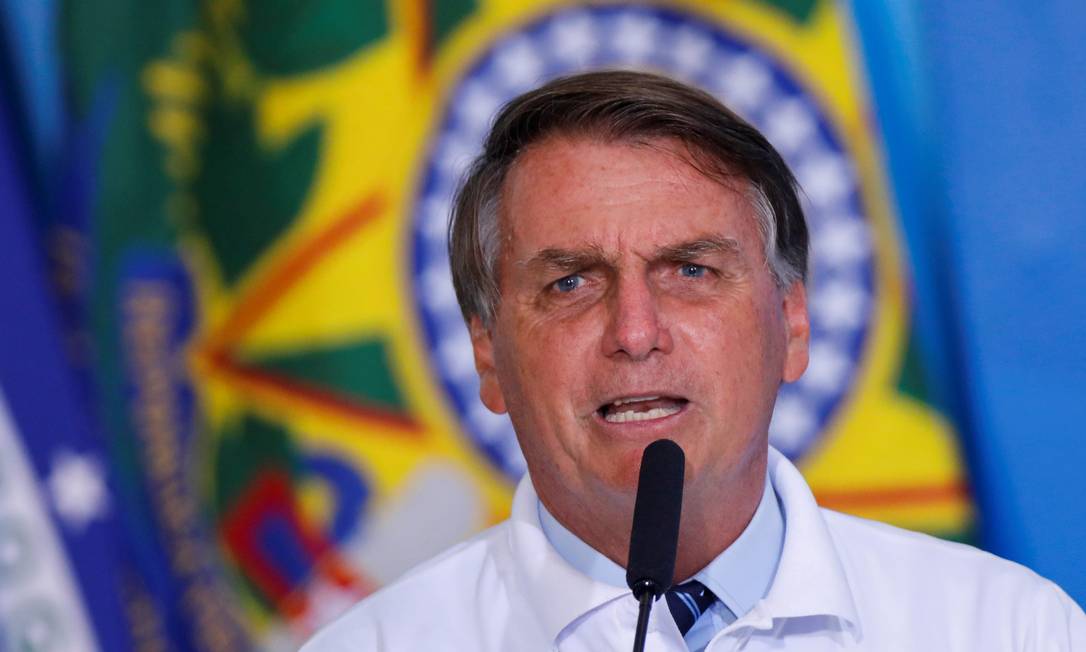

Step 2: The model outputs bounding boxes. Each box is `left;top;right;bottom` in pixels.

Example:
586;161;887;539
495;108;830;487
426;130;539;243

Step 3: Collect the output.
470;136;809;510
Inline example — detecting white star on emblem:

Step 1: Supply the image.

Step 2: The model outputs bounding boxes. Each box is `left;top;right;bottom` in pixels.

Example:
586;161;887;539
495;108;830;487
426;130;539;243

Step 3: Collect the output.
801;342;853;394
420;264;457;311
797;152;853;207
611;13;658;62
420;198;450;241
714;54;771;112
436;136;475;177
496;36;543;89
439;332;476;381
547;12;598;65
469;402;510;445
458;81;502;137
671;27;712;77
47;450;109;530
770;395;814;451
763;97;816;155
812;280;869;331
814;218;871;267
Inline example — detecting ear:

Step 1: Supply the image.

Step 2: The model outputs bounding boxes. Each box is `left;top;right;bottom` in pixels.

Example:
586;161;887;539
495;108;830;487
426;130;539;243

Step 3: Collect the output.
781;281;810;383
469;316;508;414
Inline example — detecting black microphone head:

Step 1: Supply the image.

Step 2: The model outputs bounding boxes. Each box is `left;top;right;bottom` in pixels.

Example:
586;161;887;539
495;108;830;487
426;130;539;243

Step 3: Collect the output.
625;439;685;599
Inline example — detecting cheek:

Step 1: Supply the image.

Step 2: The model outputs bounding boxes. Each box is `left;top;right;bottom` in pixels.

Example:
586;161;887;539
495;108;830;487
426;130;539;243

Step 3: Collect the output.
492;325;586;419
519;308;599;372
673;298;787;395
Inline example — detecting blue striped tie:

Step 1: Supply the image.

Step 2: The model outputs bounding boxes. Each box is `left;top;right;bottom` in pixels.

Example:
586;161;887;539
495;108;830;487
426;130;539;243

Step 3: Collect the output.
665;581;717;636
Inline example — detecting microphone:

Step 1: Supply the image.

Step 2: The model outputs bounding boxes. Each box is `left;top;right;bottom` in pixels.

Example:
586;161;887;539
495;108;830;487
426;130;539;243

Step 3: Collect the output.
625;439;685;652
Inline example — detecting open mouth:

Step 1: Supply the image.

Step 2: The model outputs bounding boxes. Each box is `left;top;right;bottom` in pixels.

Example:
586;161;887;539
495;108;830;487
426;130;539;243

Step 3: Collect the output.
597;395;689;424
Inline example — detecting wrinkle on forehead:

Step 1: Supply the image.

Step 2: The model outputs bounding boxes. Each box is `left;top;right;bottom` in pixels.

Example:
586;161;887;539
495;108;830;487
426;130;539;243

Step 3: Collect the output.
514;132;747;192
501;135;754;232
497;136;763;285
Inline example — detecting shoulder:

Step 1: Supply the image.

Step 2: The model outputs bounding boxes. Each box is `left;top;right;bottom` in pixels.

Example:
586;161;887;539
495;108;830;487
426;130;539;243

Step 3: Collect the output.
300;521;515;652
822;507;1039;589
822;508;1085;643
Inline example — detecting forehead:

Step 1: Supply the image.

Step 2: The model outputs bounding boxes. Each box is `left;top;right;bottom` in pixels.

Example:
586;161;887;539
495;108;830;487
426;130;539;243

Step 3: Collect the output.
498;136;760;257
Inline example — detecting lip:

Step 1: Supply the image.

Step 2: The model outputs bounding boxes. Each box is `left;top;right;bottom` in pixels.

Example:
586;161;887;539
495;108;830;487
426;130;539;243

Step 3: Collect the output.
590;396;691;436
595;391;690;409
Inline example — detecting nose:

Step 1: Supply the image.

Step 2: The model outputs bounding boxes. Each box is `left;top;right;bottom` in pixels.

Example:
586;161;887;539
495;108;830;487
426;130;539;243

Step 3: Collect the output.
602;275;673;360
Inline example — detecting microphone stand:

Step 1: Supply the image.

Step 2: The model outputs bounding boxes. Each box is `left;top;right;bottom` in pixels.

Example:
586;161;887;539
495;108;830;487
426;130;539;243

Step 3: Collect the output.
631;579;656;652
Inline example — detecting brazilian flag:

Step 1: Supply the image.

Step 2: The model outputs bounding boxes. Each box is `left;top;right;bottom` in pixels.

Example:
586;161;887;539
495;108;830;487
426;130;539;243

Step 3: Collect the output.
50;0;973;648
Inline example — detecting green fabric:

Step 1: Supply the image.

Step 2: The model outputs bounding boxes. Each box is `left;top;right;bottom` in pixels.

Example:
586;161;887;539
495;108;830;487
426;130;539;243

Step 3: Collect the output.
896;318;932;404
431;0;477;49
238;0;389;76
243;338;407;412
752;0;821;24
192;101;321;285
214;412;298;515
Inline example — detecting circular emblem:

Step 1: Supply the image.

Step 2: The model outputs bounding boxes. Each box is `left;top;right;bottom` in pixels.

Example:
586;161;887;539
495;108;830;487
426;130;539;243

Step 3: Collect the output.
411;4;875;477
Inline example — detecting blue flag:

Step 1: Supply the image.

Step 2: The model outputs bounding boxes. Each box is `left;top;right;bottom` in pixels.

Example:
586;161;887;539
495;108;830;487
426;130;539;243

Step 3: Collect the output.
852;0;1086;604
0;63;131;652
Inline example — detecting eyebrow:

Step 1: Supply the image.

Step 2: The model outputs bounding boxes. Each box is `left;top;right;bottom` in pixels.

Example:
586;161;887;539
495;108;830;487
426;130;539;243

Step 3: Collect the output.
518;244;614;272
655;236;741;261
517;235;741;272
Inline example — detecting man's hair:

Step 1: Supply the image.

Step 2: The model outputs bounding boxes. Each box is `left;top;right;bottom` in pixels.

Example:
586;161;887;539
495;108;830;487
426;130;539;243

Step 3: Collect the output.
449;69;808;326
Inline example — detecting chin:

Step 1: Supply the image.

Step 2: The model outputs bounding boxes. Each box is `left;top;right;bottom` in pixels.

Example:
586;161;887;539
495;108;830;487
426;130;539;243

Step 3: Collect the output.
588;448;647;497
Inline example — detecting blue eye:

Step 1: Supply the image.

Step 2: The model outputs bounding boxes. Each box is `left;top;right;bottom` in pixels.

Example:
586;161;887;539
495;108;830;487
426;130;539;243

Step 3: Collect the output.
680;263;707;278
554;274;584;293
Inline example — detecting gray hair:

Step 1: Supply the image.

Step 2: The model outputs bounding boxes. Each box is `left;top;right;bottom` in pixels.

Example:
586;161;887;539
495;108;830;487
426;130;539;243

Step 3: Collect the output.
449;70;808;326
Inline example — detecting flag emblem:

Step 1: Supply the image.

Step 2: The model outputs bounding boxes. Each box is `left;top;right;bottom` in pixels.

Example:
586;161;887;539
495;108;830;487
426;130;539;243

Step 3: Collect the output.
411;4;875;473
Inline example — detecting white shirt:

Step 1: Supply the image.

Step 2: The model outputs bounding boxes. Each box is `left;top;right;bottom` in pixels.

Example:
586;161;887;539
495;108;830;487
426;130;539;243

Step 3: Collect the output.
538;473;784;650
302;448;1086;651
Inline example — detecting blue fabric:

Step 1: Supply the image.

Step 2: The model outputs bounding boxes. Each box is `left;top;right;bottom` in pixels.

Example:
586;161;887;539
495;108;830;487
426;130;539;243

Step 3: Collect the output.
0;0;63;189
538;475;784;649
0;77;131;652
849;0;1086;605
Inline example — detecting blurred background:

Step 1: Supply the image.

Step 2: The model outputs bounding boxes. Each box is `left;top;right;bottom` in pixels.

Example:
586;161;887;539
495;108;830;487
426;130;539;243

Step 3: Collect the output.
1;0;1083;650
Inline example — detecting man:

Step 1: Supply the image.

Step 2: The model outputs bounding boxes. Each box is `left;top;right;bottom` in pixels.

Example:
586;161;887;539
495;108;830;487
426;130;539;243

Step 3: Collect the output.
303;71;1085;650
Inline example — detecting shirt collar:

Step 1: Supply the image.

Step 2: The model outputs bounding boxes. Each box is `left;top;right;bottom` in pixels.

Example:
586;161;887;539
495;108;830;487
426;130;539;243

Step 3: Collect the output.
505;476;630;645
538;471;783;620
537;498;628;587
505;446;862;645
752;447;862;639
691;474;783;618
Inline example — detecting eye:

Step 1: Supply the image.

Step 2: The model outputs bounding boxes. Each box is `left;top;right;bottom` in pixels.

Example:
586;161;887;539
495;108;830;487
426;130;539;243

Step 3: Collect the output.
553;274;584;293
679;263;707;278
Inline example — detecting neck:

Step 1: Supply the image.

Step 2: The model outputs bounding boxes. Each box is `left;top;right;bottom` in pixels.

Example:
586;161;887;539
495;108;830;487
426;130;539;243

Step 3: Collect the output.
537;455;768;584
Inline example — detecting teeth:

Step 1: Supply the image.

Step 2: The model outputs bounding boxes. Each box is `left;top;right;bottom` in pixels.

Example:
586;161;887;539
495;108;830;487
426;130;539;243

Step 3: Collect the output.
604;405;682;423
611;395;660;407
